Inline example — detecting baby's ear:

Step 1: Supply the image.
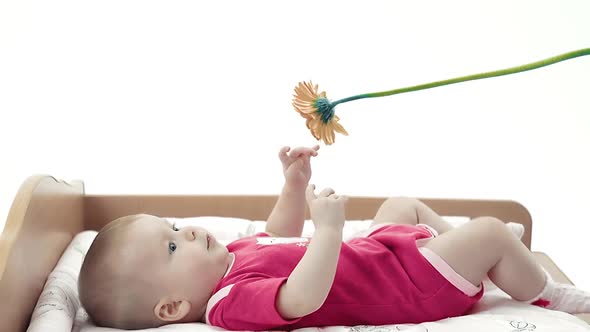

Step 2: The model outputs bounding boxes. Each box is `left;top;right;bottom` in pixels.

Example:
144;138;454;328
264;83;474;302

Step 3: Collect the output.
154;297;191;322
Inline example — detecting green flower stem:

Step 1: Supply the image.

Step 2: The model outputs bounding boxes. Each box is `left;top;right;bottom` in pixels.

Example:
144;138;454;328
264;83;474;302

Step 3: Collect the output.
330;48;590;107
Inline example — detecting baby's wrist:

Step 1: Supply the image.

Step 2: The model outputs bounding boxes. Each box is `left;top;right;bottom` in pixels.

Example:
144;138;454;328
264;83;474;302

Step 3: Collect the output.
314;223;344;235
284;177;308;190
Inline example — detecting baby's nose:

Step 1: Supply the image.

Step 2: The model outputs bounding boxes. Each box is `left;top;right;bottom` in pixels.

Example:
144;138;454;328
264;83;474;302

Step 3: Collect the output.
184;229;196;241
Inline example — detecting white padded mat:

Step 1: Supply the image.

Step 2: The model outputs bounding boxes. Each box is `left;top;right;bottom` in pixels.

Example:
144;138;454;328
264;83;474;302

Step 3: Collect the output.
27;217;590;332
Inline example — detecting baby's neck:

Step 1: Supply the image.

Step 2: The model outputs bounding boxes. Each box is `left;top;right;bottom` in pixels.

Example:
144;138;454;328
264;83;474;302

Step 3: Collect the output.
201;253;235;324
222;253;235;277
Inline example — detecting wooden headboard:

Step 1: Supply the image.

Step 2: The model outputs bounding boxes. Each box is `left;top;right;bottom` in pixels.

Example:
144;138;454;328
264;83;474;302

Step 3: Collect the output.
0;176;84;332
0;175;534;332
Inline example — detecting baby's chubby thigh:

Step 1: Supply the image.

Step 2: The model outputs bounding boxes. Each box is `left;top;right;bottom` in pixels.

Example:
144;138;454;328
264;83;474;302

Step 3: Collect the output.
422;217;509;287
371;197;421;227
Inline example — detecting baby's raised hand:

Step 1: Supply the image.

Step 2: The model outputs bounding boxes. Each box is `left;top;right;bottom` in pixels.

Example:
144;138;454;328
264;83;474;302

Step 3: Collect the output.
279;145;320;187
305;184;348;231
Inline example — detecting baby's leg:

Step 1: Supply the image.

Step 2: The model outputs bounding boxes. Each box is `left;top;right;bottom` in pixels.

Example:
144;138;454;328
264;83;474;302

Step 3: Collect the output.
374;197;525;239
372;197;454;235
423;216;545;300
424;217;590;313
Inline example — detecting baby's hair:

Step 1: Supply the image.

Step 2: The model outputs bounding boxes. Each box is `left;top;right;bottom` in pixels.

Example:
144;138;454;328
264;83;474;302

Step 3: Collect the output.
78;214;163;329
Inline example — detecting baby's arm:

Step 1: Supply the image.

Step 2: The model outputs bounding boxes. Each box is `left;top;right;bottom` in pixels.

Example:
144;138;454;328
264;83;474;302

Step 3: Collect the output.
266;146;319;237
275;185;347;319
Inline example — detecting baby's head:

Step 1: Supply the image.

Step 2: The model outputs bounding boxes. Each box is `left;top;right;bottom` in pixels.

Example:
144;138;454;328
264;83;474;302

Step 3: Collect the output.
78;214;231;329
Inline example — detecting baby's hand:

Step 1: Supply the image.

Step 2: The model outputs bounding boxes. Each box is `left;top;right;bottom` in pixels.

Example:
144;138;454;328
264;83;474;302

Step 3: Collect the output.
305;184;348;231
279;145;320;187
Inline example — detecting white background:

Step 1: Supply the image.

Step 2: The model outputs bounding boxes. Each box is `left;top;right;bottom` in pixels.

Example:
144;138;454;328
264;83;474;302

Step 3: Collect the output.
1;1;589;290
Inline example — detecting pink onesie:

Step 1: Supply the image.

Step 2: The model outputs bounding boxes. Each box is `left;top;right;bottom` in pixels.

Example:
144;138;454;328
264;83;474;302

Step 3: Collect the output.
206;224;484;330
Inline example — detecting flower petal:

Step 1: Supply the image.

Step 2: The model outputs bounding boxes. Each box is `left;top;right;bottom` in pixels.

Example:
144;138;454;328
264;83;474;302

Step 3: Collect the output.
293;101;317;113
309;117;321;130
333;121;349;136
300;112;313;120
293;82;316;103
321;124;330;145
328;124;336;144
294;87;316;103
311;126;320;140
301;81;317;99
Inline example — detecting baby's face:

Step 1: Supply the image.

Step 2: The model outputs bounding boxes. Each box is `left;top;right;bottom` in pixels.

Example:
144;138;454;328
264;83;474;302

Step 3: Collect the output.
118;215;231;318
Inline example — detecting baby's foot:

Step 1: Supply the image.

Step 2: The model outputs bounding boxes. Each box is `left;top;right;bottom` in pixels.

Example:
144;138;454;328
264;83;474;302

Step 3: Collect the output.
531;280;590;314
526;270;590;314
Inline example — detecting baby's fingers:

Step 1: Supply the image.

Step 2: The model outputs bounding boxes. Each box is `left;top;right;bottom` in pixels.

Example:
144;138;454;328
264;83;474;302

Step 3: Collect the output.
305;184;317;203
309;145;320;156
319;187;335;197
289;147;307;158
279;146;291;160
289;146;319;158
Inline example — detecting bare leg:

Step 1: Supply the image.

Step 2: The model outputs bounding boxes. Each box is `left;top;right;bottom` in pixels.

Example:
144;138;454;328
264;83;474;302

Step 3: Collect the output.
372;197;454;235
423;216;546;301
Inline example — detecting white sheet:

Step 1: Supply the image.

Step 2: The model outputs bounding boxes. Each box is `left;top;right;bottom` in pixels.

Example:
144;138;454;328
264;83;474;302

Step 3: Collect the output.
27;216;590;332
76;282;590;331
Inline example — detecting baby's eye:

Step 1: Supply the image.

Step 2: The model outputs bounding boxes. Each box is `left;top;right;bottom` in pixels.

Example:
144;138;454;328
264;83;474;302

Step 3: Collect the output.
168;242;177;254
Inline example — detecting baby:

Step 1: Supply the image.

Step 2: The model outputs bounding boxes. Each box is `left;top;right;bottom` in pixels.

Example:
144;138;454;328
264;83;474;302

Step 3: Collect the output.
78;145;590;330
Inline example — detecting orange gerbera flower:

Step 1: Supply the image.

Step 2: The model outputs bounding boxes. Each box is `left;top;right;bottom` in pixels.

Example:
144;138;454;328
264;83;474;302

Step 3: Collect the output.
291;49;589;145
292;81;348;145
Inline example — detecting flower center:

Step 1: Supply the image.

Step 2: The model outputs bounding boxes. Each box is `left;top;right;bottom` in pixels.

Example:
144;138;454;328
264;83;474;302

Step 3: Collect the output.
314;98;335;123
